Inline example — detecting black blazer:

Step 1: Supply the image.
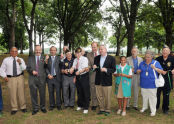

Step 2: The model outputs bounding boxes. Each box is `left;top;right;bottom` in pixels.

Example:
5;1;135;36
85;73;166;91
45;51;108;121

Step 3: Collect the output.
46;55;62;82
94;55;116;86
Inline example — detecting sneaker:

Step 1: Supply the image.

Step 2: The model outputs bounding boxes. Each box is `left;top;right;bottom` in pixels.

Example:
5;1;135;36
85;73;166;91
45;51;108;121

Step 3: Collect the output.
117;109;122;115
150;112;156;116
83;110;88;114
140;108;147;113
76;107;82;111
121;111;126;116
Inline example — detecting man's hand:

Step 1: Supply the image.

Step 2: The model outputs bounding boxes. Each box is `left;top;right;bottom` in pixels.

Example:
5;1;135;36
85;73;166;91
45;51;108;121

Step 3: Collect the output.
64;69;68;74
73;77;76;83
45;55;49;64
162;71;167;75
17;58;21;64
101;68;107;72
76;71;80;76
93;65;97;69
4;77;8;82
32;71;38;76
60;53;64;59
137;69;141;74
151;64;156;69
172;69;174;74
48;74;53;79
69;68;74;74
85;67;90;72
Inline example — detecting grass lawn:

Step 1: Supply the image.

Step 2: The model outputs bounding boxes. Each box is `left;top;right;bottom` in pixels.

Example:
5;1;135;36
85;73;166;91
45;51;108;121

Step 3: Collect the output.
0;54;174;124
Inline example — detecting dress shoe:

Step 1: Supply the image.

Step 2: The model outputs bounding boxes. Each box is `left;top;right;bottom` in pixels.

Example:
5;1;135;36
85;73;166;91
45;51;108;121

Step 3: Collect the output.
57;106;62;110
133;107;139;111
41;109;47;113
32;110;39;115
97;111;105;115
11;111;17;115
163;110;168;115
69;106;74;109
49;106;55;111
91;106;97;110
21;109;27;113
104;112;110;116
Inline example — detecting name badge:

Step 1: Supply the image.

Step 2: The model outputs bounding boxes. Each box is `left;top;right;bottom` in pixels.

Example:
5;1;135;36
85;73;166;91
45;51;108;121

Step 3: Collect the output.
146;72;148;76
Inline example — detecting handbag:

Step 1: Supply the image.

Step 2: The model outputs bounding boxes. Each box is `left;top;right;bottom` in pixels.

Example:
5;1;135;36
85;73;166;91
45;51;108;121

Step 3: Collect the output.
153;61;165;87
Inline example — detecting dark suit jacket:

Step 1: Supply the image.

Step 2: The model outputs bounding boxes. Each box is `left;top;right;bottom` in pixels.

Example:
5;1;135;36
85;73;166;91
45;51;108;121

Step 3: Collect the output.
27;55;46;84
94;55;116;86
45;55;61;82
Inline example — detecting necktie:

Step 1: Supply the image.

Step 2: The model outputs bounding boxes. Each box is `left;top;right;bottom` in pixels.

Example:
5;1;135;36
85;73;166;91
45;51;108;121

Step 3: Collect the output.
13;57;17;76
36;56;39;73
51;56;55;76
76;58;79;70
94;52;97;57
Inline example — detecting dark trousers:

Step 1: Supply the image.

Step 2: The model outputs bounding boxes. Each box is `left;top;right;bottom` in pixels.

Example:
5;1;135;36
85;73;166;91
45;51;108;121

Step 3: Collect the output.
29;78;46;111
156;87;170;112
47;77;61;107
0;84;3;111
76;73;90;110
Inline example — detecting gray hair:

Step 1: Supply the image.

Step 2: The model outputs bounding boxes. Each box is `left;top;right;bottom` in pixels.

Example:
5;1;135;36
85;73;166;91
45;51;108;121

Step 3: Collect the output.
145;50;154;58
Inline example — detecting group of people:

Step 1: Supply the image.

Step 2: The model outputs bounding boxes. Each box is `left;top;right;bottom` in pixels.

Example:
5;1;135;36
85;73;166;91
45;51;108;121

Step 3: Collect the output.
0;42;173;118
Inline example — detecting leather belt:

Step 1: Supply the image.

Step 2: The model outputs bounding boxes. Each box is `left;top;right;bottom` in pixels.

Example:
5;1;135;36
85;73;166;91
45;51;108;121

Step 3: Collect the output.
7;72;23;78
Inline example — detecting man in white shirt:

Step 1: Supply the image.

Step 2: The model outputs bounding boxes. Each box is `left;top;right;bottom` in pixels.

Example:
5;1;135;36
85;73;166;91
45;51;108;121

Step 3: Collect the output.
70;47;90;114
1;47;27;115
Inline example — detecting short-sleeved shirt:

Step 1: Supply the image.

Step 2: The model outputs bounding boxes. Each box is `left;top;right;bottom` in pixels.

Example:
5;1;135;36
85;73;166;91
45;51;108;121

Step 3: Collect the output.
114;64;133;76
138;59;163;88
72;56;88;75
156;56;174;88
62;58;74;77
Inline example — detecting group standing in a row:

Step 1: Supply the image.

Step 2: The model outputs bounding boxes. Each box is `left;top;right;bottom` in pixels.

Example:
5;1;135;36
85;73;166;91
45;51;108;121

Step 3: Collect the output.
0;43;174;117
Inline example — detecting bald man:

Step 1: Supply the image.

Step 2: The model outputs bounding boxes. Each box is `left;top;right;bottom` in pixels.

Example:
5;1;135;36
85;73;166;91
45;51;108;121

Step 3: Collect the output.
156;45;174;114
93;45;116;116
1;47;27;115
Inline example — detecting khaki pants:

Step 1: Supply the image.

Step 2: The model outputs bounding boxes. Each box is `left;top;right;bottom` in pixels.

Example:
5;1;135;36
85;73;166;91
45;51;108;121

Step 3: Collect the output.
7;75;26;111
95;85;112;112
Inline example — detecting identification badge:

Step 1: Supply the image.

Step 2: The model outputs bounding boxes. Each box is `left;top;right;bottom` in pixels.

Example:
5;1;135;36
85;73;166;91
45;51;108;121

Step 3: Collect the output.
146;72;148;76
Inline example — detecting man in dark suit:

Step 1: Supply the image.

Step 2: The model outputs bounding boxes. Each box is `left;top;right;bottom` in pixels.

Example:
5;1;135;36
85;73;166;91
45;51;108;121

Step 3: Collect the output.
27;45;47;115
93;45;116;116
45;46;62;110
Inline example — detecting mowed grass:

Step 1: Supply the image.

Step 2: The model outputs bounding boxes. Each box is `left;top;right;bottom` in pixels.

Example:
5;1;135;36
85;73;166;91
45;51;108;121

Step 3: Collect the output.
0;54;174;124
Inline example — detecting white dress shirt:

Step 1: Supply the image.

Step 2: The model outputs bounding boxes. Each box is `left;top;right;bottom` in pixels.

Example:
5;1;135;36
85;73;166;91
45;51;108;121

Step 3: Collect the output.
100;54;107;68
72;56;88;75
0;68;6;77
0;56;26;77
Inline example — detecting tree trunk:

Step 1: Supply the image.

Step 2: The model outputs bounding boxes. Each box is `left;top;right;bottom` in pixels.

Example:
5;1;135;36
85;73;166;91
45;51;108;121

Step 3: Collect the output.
20;35;23;54
165;27;173;49
28;31;33;55
39;33;41;46
116;41;121;56
34;20;36;46
41;34;44;54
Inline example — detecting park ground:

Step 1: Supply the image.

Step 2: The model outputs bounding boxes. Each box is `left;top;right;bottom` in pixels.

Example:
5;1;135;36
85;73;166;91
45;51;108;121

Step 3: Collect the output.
0;54;174;124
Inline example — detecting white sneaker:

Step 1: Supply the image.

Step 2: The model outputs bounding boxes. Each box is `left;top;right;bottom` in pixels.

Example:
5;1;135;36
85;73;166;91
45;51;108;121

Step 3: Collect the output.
121;111;126;116
140;108;147;113
83;110;88;114
117;109;122;115
76;107;82;111
150;112;156;117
